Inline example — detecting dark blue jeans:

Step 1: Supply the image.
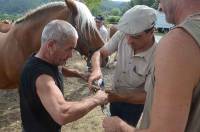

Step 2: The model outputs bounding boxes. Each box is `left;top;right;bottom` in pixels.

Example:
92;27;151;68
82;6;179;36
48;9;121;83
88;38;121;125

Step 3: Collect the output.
110;102;144;126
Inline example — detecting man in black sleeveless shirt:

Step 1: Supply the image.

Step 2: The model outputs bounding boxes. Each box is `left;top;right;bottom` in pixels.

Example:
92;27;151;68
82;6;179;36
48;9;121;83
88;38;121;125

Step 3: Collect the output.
19;20;108;132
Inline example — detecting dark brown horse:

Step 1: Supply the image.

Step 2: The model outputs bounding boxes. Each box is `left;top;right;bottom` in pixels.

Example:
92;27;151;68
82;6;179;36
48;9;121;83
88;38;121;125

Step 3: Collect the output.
0;0;104;89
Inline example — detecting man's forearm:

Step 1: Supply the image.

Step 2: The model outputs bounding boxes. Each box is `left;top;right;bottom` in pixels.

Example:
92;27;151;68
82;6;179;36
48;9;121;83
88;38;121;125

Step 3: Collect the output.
108;89;146;104
62;67;82;78
61;96;101;124
91;51;102;71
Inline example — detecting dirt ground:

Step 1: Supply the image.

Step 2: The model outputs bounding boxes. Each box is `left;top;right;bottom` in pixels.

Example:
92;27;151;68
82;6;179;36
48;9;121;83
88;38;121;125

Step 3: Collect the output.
0;52;115;132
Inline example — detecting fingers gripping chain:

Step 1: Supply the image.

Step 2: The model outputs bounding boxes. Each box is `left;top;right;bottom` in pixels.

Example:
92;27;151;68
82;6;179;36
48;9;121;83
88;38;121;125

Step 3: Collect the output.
95;79;110;116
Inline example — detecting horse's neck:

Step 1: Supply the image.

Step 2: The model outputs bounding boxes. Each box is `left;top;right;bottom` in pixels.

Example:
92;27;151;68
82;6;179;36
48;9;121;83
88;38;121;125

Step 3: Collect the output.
0;32;6;44
14;5;72;38
13;6;70;57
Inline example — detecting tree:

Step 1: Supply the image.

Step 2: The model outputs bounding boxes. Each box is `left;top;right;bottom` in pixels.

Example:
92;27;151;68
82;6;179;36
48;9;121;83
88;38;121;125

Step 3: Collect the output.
129;0;157;8
128;0;145;9
111;8;121;16
84;0;101;11
152;0;159;9
107;16;120;24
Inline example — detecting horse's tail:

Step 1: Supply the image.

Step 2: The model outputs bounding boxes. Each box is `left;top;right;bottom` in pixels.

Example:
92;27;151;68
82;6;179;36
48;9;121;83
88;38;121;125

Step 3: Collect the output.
65;0;78;18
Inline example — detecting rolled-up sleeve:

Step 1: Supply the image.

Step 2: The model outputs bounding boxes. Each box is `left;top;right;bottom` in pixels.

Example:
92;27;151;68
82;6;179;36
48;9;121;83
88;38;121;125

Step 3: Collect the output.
104;31;125;54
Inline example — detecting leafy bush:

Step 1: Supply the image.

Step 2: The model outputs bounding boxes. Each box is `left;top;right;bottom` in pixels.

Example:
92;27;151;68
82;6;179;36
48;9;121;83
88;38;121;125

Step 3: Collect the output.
111;8;121;16
106;15;120;24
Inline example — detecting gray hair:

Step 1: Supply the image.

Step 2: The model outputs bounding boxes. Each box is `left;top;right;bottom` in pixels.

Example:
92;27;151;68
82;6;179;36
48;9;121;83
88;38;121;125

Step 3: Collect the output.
41;20;78;46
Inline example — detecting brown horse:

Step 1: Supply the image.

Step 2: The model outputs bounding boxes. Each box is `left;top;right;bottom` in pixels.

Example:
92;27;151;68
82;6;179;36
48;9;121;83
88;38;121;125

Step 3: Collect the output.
0;0;104;89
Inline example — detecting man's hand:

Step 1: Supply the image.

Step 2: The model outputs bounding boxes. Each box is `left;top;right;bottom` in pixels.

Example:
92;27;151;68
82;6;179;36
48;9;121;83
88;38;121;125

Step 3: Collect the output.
105;88;146;104
103;116;135;132
88;69;102;91
93;90;108;105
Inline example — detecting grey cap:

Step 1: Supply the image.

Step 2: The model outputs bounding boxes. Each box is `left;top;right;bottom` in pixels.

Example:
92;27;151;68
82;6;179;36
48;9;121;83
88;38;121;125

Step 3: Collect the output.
117;5;156;35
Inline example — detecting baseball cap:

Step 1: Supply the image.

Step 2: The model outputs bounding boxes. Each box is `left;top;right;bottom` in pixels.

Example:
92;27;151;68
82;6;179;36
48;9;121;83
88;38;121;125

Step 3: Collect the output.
95;15;104;22
117;5;156;35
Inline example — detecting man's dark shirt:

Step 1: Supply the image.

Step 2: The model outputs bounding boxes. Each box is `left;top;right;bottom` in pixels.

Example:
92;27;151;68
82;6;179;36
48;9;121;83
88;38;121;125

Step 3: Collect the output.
19;54;64;132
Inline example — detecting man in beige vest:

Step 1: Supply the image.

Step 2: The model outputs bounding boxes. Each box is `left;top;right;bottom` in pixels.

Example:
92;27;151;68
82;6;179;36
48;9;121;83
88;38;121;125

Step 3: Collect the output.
89;5;157;126
102;0;200;131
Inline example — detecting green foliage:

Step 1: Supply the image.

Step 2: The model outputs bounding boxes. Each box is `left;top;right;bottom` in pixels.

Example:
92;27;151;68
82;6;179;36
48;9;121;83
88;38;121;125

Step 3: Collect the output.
84;0;101;11
151;0;159;9
91;7;101;16
97;0;129;15
106;15;120;24
82;0;101;16
129;0;158;9
144;0;156;7
111;8;122;16
132;0;143;5
0;14;21;21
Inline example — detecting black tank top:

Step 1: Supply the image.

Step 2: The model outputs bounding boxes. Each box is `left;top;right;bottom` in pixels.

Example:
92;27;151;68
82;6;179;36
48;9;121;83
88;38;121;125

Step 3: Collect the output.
19;54;63;132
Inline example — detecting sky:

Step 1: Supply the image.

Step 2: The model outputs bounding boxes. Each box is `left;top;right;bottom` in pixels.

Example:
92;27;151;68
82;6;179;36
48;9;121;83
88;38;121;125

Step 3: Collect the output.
111;0;131;2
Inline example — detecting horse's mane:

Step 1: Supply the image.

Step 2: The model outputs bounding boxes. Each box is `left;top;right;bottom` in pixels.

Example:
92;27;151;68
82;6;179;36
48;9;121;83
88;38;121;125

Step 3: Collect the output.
15;2;66;24
74;1;97;38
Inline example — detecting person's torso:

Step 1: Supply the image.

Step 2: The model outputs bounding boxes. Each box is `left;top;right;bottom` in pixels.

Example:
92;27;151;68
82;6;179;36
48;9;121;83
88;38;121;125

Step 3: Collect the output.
139;13;200;131
113;36;156;91
180;13;200;132
99;25;108;41
19;55;63;132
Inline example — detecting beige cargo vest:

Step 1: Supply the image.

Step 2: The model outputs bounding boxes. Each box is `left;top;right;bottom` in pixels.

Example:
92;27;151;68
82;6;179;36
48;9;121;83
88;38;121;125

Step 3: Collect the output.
139;13;200;132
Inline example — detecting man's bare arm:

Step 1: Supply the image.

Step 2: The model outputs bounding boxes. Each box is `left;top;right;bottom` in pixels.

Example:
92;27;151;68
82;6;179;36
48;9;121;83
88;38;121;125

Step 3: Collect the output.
91;47;110;72
88;47;110;88
107;88;146;104
36;75;108;125
146;28;200;132
62;67;89;80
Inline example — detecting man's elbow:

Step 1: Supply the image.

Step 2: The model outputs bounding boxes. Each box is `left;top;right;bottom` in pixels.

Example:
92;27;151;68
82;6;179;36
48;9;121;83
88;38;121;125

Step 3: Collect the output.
53;105;83;125
54;112;72;125
51;106;72;125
